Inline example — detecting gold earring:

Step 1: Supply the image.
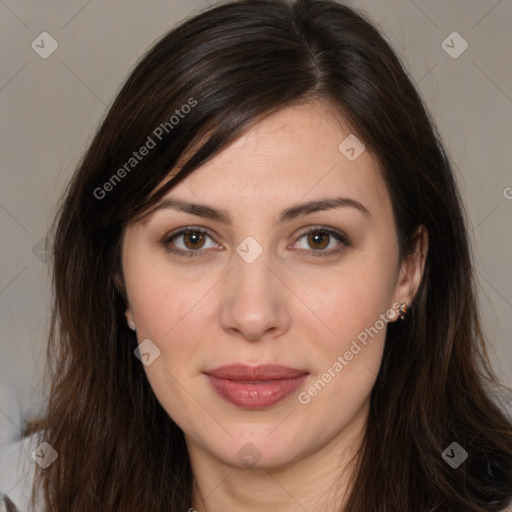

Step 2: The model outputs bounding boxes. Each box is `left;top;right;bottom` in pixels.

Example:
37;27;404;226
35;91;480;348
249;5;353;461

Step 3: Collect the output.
399;303;408;320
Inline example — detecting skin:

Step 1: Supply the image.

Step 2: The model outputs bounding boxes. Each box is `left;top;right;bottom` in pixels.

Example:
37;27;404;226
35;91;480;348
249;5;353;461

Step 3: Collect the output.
122;101;428;512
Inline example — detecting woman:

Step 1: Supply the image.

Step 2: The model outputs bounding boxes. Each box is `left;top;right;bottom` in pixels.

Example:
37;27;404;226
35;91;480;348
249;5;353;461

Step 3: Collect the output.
1;0;511;510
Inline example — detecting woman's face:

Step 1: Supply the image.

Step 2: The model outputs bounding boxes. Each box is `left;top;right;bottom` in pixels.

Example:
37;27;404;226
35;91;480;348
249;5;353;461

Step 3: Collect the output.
122;102;422;470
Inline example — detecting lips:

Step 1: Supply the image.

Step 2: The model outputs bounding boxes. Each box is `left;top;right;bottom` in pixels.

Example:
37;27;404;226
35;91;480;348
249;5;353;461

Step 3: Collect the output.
205;364;307;380
204;364;308;409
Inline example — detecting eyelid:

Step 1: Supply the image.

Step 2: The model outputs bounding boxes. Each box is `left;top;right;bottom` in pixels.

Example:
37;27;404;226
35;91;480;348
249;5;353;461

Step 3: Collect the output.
291;226;350;257
162;225;214;244
162;225;350;258
162;226;219;257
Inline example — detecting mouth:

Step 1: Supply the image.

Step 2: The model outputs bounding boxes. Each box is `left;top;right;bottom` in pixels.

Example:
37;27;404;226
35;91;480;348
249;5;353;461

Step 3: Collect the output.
204;364;309;409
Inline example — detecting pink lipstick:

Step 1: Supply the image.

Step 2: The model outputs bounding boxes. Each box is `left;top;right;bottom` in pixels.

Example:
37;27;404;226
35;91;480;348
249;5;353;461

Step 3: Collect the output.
204;364;308;409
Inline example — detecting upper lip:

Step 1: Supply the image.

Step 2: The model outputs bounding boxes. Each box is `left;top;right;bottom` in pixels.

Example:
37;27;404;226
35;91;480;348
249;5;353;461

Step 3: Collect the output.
204;364;308;381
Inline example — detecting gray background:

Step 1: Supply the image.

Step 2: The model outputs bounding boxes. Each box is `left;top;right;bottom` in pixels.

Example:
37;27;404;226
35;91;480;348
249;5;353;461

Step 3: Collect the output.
1;0;511;444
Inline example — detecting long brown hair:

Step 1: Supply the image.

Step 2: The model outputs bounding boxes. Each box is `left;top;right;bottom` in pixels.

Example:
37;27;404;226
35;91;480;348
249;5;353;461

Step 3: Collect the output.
29;0;512;510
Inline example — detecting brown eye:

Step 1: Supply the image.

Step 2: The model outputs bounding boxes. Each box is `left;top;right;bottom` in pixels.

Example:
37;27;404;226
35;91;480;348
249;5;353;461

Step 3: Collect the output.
163;227;219;257
182;231;206;250
163;226;349;259
293;227;349;257
306;231;330;250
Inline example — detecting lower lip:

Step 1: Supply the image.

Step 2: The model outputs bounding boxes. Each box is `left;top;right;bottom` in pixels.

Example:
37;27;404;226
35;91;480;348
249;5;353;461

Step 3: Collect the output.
206;374;308;409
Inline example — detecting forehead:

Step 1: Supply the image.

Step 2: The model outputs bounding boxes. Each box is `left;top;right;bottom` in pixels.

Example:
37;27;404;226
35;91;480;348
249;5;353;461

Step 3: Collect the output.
162;102;391;222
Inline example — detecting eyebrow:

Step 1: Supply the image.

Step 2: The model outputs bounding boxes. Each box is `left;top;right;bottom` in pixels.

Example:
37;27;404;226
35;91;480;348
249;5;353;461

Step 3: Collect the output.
146;196;372;225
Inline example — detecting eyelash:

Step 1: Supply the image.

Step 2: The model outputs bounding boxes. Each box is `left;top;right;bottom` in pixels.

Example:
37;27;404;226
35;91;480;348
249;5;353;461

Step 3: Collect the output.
162;226;350;259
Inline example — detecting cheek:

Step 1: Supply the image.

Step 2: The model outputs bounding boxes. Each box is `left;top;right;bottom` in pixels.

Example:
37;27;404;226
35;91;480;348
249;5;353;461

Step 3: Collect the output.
296;274;390;419
124;250;189;335
125;262;221;378
300;260;396;350
126;268;206;424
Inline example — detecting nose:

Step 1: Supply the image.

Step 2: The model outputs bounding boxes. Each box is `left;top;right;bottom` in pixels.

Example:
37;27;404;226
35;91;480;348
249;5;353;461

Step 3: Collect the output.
219;247;291;342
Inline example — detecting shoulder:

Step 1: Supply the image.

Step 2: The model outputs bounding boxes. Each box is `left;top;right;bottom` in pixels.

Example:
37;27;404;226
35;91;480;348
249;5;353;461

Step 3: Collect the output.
0;431;46;511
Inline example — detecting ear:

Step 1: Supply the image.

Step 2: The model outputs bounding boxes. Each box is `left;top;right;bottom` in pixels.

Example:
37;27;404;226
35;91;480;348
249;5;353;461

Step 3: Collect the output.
125;308;136;331
390;225;428;322
113;269;135;329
